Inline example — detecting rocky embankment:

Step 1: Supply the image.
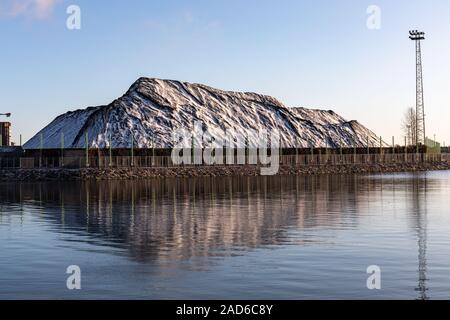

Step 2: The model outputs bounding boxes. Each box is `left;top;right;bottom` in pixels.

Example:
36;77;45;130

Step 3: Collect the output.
1;163;449;181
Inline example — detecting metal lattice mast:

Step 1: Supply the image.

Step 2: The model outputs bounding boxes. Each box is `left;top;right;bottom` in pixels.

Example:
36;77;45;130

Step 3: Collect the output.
409;30;426;145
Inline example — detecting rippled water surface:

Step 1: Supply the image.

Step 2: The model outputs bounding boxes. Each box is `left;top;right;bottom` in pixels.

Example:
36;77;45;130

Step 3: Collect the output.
1;171;450;299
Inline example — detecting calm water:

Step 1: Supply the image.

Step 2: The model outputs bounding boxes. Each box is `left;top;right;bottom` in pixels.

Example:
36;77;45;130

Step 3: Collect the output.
1;171;450;300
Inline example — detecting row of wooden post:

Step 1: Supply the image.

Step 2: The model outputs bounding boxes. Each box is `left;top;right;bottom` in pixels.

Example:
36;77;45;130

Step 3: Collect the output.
32;132;436;168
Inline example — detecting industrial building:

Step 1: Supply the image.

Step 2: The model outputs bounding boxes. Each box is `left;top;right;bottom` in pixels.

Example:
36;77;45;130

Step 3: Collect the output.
0;122;11;147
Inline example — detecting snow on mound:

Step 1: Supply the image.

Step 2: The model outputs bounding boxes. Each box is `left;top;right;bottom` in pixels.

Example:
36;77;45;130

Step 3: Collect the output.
24;78;383;149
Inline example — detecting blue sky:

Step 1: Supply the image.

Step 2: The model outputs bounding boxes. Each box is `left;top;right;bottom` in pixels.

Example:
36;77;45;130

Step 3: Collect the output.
1;0;450;145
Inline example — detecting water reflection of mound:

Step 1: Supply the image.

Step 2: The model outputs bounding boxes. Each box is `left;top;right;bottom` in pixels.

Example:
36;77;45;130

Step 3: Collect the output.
0;175;432;266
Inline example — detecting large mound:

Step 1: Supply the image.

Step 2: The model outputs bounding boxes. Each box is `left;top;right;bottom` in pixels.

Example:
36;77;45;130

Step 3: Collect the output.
24;78;382;149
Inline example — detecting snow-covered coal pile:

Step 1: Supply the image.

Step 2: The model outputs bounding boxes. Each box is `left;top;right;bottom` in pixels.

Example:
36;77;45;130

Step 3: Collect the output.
24;78;383;149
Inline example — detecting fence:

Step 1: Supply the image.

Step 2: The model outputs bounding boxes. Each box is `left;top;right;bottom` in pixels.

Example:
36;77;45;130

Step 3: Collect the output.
2;150;448;169
0;157;21;169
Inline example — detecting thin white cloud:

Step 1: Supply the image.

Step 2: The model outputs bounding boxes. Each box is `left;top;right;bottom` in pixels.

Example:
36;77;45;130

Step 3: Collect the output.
2;0;61;19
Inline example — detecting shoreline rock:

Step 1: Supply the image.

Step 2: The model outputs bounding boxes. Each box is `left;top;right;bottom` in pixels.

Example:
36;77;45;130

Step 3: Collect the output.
1;162;449;181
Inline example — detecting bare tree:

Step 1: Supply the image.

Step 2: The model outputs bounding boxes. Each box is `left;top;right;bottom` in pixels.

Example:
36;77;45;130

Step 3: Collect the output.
402;107;417;146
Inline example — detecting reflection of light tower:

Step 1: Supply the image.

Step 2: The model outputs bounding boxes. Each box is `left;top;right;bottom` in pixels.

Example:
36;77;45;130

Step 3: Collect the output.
409;30;426;145
411;177;429;300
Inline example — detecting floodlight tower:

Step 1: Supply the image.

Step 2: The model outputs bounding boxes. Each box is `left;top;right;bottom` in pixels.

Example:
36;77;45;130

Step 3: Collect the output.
409;30;426;145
